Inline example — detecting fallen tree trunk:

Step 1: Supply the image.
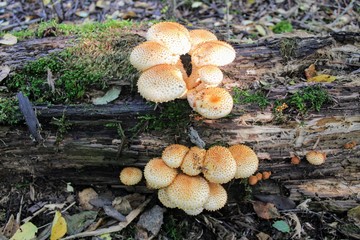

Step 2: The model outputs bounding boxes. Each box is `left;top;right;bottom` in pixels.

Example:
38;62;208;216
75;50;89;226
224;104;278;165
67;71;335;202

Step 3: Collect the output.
0;30;359;212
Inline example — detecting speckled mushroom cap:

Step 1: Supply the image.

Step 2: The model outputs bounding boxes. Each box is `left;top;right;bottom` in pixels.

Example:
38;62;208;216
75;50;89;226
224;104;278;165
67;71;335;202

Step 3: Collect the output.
158;188;177;208
197;65;223;86
228;144;259;179
146;22;191;55
203;182;228;211
144;158;178;189
129;41;180;71
162;144;189;168
166;174;210;210
137;64;187;103
183;207;204;216
119;167;143;186
202;146;236;184
189;29;218;54
194;87;233;119
181;146;206;176
306;151;326;165
191;40;236;67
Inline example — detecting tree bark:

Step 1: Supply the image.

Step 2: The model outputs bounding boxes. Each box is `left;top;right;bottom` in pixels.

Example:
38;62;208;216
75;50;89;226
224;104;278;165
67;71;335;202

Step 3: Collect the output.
0;31;359;212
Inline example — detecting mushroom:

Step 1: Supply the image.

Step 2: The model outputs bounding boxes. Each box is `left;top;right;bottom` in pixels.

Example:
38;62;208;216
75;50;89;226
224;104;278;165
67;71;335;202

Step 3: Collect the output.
144;158;178;189
129;41;180;71
158;188;177;208
162;144;189;168
291;155;301;165
248;175;258;185
203;182;227;211
185;65;223;90
166;173;210;210
228;144;259;179
189;29;218;54
183;207;204;216
306;151;326;165
137;64;187;103
146;22;191;55
186;88;198;110
119;167;143;186
202;146;236;184
255;172;263;181
194;87;233;119
180;146;206;176
191;40;236;67
262;171;271;180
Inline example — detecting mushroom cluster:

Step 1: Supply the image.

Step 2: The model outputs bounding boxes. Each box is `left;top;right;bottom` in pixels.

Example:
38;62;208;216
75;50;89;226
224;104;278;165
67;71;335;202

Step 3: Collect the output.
129;143;259;215
130;22;236;119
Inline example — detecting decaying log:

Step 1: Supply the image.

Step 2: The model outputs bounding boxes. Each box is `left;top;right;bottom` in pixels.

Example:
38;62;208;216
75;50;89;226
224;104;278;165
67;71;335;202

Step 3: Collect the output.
0;30;359;212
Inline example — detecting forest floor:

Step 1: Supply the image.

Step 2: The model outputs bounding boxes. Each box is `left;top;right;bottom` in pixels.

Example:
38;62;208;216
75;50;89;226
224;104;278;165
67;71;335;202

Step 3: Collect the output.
0;0;360;239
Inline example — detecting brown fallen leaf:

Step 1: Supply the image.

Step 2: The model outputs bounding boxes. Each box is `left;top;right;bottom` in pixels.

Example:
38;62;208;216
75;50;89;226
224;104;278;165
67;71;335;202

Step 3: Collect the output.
252;201;280;220
254;195;296;210
78;188;98;210
2;214;18;238
0;65;10;83
344;141;357;149
0;34;17;45
304;64;317;79
256;231;272;240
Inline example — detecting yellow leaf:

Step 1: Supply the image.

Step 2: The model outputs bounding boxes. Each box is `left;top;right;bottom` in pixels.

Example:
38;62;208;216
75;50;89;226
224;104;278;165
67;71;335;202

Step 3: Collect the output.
50;211;67;240
99;233;112;240
10;222;37;240
43;0;51;6
0;34;17;45
307;74;336;83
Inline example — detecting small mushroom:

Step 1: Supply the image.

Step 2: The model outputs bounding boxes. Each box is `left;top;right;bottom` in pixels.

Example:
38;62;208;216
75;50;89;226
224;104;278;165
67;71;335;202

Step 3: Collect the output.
137;64;187;103
262;171;271;180
255;172;263;181
202;146;236;184
291;155;301;165
203;182;228;211
144;158;178;189
162;144;189;168
119;167;143;186
146;22;191;55
306;151;326;165
185;65;223;90
248;175;258;185
228;144;259;179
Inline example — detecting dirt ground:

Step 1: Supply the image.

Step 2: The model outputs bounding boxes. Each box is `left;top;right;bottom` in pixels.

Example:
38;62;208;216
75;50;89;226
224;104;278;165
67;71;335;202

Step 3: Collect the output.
0;0;359;239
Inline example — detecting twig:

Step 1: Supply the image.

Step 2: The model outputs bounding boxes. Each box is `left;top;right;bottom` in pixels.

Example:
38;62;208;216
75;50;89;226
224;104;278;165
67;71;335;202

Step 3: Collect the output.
61;198;151;239
327;0;355;27
0;18;42;31
16;195;24;224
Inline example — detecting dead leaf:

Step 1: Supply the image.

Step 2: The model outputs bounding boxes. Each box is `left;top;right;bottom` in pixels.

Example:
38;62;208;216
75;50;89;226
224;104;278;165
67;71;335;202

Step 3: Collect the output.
47;68;55;92
348;205;360;227
50;211;67;240
65;211;98;235
92;87;121;105
89;196;112;208
0;65;10;83
0;34;17;45
137;205;165;236
43;0;51;6
255;25;267;36
286;213;302;239
2;214;18;238
78;188;98;210
254;195;296;210
252;201;280;220
256;231;272;240
103;205;127;222
10;222;37;240
307;74;336;83
305;64;317;79
75;11;89;18
29;184;35;201
112;197;132;215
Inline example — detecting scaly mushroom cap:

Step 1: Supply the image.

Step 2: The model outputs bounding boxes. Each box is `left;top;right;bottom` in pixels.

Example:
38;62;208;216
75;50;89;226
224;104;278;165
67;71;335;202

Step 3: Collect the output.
306;151;326;165
129;41;179;71
137;64;187;103
202;146;236;184
194;87;233;119
197;65;223;86
191;40;236;67
183;207;204;216
181;146;206;176
144;158;178;189
166;174;210;210
158;188;177;208
189;29;218;54
146;22;191;55
119;167;143;186
228;144;259;179
203;182;228;211
162;144;189;168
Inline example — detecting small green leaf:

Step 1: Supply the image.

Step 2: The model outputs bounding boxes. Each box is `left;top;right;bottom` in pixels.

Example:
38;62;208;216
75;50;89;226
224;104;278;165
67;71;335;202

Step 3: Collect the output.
10;222;38;240
92;87;121;105
272;220;290;233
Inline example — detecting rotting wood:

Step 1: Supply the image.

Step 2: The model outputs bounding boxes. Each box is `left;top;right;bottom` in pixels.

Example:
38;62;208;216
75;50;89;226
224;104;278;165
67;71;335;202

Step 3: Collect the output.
0;30;359;213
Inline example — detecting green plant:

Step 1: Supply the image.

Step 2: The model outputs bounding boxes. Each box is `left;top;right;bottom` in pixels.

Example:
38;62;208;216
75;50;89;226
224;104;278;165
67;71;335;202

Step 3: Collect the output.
232;87;270;110
0;97;20;125
51;112;72;143
163;215;188;240
273;20;293;34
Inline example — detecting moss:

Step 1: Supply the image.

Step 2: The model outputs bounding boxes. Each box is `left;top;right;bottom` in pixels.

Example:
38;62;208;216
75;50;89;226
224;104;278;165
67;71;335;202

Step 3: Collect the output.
272;20;293;34
0;97;20;125
232;87;270;110
279;38;298;61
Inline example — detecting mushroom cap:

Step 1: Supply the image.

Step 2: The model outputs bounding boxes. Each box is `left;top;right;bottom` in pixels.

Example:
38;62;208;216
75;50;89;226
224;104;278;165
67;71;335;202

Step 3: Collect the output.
248;175;258;185
197;65;223;86
146;22;191;55
166;174;210;210
119;167;143;186
191;40;236;67
129;41;179;71
137;64;187;103
181;146;206;176
203;182;228;211
189;29;218;54
183;207;204;216
162;144;189;168
228;144;259;179
306;151;326;165
202;146;236;184
194;87;233;119
144;158;178;189
158;188;177;208
262;171;271;180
